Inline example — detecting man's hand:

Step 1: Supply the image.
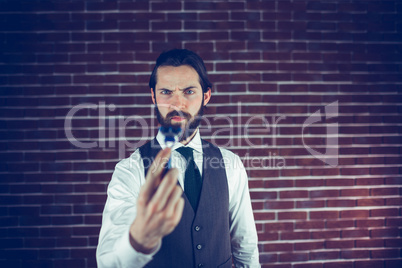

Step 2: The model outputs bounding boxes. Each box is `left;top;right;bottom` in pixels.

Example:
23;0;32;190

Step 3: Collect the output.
129;148;185;254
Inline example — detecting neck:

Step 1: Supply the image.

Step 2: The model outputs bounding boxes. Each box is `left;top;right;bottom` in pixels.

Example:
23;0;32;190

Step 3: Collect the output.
180;128;198;145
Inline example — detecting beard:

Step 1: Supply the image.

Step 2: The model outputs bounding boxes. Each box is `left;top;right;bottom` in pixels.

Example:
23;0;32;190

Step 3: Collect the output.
155;99;204;142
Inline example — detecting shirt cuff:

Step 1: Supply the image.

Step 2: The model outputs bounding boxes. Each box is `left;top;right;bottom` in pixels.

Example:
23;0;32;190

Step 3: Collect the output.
115;229;160;267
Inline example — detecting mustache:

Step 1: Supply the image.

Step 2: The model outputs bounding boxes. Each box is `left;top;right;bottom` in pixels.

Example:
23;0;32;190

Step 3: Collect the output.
166;110;191;120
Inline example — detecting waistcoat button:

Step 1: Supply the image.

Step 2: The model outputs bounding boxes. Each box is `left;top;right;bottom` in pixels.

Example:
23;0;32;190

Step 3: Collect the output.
196;244;202;250
194;225;200;231
198;264;204;267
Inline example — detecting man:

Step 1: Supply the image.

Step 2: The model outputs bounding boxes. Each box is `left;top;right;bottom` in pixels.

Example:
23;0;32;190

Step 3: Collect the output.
96;49;260;267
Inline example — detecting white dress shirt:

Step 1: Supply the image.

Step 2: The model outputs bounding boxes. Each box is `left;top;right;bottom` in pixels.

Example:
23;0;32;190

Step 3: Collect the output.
96;129;260;267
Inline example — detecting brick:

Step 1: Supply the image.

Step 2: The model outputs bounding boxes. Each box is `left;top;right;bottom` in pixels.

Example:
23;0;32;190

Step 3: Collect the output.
84;215;102;225
280;190;308;199
56;237;87;247
263;242;293;252
296;200;325;208
41;205;72;215
297;179;326;188
73;204;104;214
257;232;279;241
265;201;294;210
231;31;260;41
278;211;307;220
341;250;370;259
356;239;385;248
280;168;310;177
216;63;246;72
0;238;23;248
279;252;308;262
310;211;339;219
118;2;148;10
5;227;39;238
0;249;38;260
281;231;310;240
42;184;73;194
263;51;292;60
386;197;402;206
341;189;369;197
258;253;278;264
385;237;402;247
342;229;370;238
295;241;324;251
167;32;197;41
372;187;399;196
72;226;100;236
230;52;261;61
341;210;369;218
356;218;385;228
185;42;215;52
370;228;399;238
357;198;385;207
341;168;370;176
386;217;402;227
371;208;399;217
9;184;41;194
312;230;340;239
326;179;354;187
326;240;354;249
310;251;339;260
200;31;230;41
264;179;293;188
310;190;339;198
295;220;325;230
151;1;181;10
326;219;354;229
253;212;275;221
40;227;71;237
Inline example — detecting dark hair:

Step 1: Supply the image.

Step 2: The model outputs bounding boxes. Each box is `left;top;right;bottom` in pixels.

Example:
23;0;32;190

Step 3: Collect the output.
149;49;212;93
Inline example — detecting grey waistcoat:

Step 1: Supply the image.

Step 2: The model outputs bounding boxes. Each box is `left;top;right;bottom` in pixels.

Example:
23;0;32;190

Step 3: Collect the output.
139;138;232;268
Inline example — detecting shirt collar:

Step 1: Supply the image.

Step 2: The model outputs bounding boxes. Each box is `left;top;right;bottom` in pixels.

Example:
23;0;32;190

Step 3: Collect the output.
156;128;203;154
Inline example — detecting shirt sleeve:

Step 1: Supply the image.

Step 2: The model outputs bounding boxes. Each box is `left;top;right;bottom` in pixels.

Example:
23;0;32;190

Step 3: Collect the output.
96;152;159;268
224;151;261;267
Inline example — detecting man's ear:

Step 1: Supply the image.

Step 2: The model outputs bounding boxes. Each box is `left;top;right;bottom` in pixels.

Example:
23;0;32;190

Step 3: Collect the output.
204;88;212;106
151;88;156;104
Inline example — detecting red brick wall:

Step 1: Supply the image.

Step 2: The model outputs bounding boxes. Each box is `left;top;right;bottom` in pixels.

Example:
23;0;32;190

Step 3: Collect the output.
1;1;401;267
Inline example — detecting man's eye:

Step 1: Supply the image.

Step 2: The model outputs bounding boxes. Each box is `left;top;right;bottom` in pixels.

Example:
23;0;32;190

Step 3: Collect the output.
161;90;172;95
185;90;194;94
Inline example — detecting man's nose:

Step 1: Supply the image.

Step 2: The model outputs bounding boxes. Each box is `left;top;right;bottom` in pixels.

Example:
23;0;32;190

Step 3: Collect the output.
171;93;185;110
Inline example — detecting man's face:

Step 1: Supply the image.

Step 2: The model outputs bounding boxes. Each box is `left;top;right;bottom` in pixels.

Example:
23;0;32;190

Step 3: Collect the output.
151;65;211;141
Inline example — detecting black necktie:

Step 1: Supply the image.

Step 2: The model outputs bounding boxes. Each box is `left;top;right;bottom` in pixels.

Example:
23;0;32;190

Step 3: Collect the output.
176;147;202;211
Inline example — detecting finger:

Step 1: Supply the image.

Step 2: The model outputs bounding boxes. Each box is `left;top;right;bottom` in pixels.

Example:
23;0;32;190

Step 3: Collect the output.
147;168;179;213
172;196;185;226
146;147;171;180
141;148;171;201
163;185;184;218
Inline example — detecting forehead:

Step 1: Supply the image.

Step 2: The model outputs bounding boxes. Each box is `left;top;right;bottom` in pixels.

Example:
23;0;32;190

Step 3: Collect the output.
155;65;201;88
